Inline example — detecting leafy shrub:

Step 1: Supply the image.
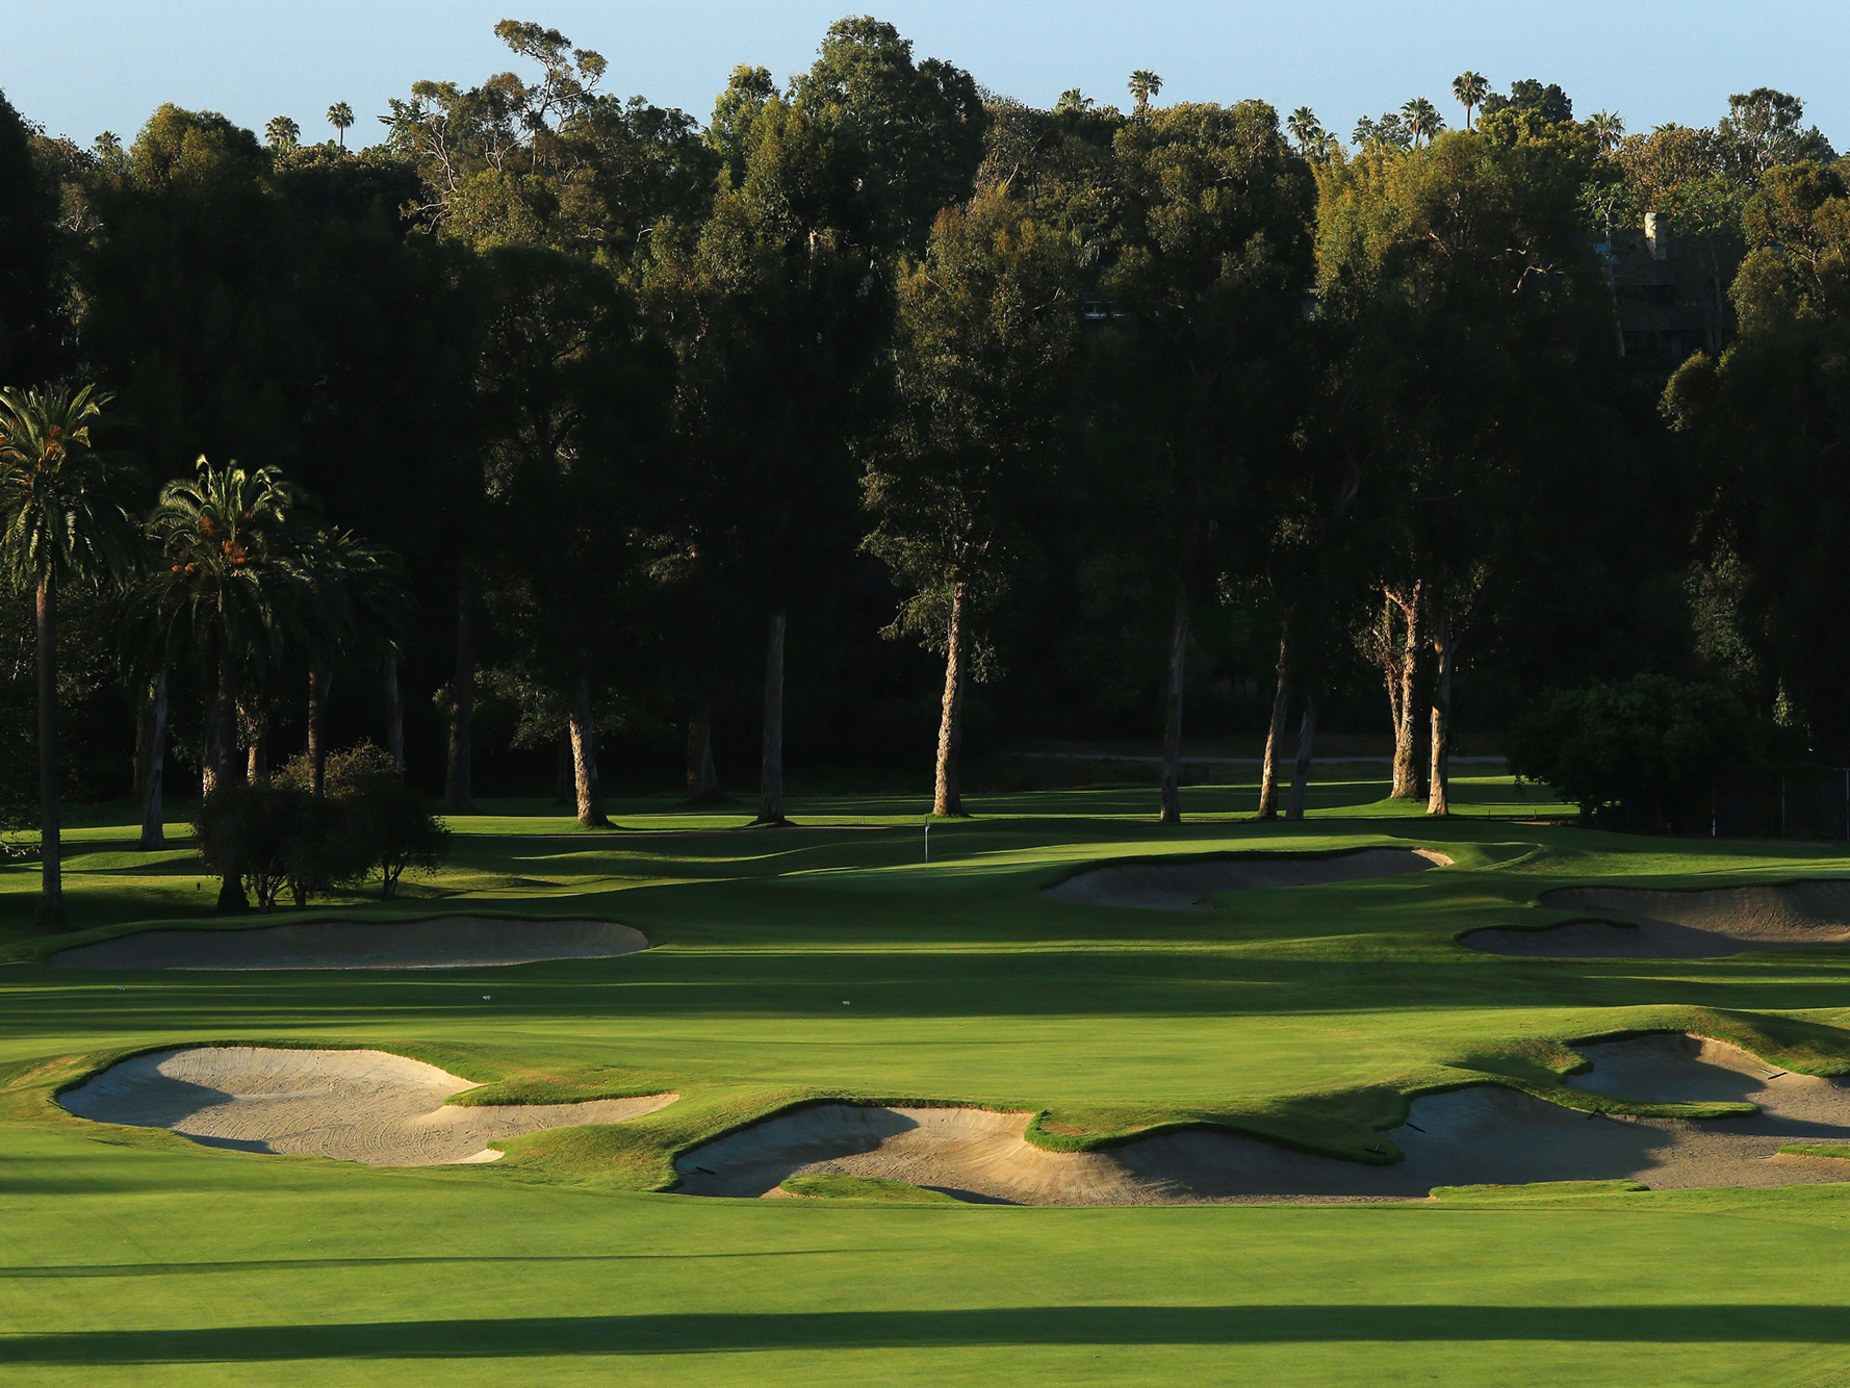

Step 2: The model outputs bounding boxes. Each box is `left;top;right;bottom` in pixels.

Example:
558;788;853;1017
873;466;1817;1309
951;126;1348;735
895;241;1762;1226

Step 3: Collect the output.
1507;675;1749;831
193;782;313;912
195;744;449;911
278;743;448;900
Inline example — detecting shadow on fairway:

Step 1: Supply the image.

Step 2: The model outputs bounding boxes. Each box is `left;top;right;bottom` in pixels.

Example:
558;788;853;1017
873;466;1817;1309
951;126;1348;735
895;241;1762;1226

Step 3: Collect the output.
7;1304;1850;1361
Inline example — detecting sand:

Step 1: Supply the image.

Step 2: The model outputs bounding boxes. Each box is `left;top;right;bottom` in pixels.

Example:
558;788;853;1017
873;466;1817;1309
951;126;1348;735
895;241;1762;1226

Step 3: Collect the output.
1046;847;1451;910
673;1034;1850;1204
59;1046;676;1165
50;917;649;971
1460;881;1850;958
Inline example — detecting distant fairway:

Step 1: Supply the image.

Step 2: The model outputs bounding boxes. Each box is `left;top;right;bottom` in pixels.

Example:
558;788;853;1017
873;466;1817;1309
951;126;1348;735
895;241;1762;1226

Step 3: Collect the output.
8;770;1850;1384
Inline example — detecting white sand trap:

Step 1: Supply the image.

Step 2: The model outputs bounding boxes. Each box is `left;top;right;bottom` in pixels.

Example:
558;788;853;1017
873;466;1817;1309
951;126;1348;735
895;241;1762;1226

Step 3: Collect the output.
50;917;648;971
1461;881;1850;958
673;1035;1850;1204
59;1046;676;1165
1048;847;1450;910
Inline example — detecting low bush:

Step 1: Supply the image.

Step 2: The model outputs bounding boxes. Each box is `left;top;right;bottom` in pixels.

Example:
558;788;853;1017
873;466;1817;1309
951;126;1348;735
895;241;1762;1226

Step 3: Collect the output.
194;744;449;910
1506;675;1750;832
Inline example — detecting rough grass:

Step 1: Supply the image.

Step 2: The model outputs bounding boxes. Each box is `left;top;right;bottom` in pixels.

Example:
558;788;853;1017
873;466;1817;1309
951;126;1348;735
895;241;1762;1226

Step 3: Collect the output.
8;772;1850;1382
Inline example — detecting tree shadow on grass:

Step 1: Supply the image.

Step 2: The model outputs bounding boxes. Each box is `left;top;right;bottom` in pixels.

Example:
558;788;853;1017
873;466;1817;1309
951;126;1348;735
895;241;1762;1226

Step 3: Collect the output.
6;1304;1850;1362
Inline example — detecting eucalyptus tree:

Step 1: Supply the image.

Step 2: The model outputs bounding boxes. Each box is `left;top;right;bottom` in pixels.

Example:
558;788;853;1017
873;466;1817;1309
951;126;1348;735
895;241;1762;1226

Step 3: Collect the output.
326;101;354;148
142;458;315;909
1667;161;1850;756
475;244;670;828
862;187;1083;816
1318;115;1615;813
1100;101;1316;824
1451;72;1489;129
0;386;141;927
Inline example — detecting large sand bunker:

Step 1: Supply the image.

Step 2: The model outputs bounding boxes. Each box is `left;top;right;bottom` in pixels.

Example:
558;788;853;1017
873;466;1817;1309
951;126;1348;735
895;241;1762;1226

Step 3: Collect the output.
1461;881;1850;958
674;1035;1850;1204
59;1046;676;1165
1047;847;1450;910
51;917;648;971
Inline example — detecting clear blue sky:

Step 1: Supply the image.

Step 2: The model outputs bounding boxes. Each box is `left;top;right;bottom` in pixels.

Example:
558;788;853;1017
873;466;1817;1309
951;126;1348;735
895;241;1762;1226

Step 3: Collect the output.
6;0;1845;150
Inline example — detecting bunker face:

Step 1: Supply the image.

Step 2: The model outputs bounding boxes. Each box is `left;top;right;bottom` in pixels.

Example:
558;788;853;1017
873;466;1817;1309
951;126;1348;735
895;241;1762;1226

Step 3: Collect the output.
59;1046;676;1165
674;1035;1850;1204
1047;847;1450;911
1461;882;1850;958
51;916;648;971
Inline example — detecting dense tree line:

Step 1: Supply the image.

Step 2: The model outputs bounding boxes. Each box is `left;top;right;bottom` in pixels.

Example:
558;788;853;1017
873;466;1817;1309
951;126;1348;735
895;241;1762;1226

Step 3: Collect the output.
1;17;1846;924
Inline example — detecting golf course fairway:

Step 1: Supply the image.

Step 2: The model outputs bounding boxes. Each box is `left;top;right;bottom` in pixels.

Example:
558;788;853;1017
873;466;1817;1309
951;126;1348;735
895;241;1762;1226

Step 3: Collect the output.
7;769;1850;1384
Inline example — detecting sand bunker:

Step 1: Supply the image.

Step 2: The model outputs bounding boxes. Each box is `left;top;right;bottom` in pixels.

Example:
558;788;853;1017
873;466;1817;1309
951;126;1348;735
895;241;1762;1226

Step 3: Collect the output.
1048;847;1449;910
674;1035;1850;1204
59;1046;675;1165
51;917;648;971
1461;881;1850;958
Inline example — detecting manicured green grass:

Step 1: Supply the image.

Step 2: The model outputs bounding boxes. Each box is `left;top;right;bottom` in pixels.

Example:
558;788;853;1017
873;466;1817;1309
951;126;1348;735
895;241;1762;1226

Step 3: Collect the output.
6;773;1850;1383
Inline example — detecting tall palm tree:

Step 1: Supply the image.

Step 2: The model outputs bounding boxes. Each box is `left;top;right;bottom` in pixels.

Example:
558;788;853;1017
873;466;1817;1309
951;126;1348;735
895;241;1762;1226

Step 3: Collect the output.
1286;106;1324;154
264;115;300;151
1402;97;1444;149
1587;109;1626;154
0;386;142;928
326;101;354;148
1452;72;1490;130
143;457;314;911
1053;89;1094;115
1127;70;1163;116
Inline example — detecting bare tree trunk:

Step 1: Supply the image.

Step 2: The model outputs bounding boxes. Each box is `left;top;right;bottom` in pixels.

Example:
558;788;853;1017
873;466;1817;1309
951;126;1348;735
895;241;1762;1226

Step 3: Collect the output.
1158;579;1189;825
1257;617;1291;820
933;578;970;818
755;608;787;825
34;579;62;929
1285;693;1318;822
445;572;474;813
384;653;405;770
1389;585;1422;799
567;666;609;828
213;638;248;913
306;667;330;795
136;671;168;851
1427;615;1458;817
685;698;720;803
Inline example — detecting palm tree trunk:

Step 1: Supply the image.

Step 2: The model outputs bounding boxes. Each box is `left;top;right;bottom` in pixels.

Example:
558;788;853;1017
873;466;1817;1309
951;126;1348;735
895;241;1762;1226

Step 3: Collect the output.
136;671;168;851
1257;617;1291;820
567;666;609;828
245;712;268;785
384;653;404;769
1285;693;1318;822
213;637;248;913
34;578;63;929
307;668;329;796
754;608;787;825
1158;579;1189;825
686;698;720;803
445;572;475;813
1427;616;1459;817
933;579;970;817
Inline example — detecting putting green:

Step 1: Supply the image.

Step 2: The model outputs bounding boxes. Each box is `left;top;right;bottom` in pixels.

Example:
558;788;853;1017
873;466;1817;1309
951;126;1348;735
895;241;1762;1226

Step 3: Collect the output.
7;770;1850;1383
